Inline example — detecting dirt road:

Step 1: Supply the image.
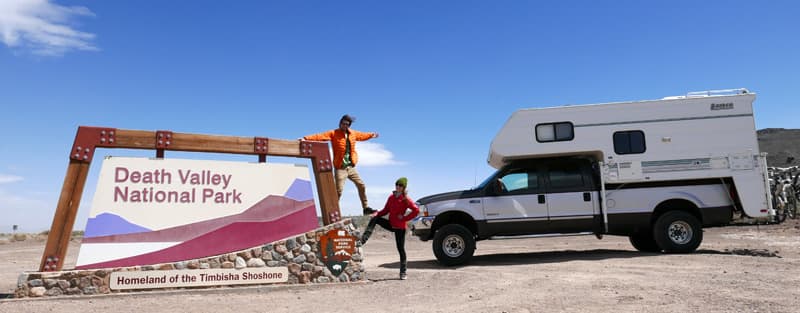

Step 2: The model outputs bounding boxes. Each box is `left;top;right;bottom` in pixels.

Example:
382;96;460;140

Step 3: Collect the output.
2;220;800;313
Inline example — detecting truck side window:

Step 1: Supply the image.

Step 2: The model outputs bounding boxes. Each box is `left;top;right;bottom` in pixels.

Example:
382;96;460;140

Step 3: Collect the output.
535;122;574;142
498;170;539;193
613;130;646;154
548;164;584;189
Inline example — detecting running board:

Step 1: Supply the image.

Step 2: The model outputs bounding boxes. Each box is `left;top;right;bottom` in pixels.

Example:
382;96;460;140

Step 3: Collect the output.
489;232;595;240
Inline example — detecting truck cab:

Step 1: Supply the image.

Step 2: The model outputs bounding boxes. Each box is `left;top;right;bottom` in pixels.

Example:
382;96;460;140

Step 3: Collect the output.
413;157;602;265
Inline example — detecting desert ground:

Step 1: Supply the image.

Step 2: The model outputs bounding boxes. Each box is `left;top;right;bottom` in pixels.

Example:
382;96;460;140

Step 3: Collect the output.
1;219;800;313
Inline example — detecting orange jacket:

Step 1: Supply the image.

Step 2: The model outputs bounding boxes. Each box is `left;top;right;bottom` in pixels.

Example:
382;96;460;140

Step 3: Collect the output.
303;129;375;168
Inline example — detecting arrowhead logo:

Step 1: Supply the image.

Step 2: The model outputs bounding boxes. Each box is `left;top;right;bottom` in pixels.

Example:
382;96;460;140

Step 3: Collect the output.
318;229;357;277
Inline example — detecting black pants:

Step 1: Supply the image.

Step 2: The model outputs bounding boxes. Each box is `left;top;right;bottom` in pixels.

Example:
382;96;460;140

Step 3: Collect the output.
362;217;407;273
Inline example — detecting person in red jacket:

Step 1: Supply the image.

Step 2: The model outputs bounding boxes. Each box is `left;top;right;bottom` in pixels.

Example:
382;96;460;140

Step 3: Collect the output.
360;177;420;280
303;114;379;215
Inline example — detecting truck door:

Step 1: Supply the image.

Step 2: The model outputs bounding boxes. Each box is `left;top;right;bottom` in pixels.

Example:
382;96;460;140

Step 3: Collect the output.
481;165;549;235
544;161;597;233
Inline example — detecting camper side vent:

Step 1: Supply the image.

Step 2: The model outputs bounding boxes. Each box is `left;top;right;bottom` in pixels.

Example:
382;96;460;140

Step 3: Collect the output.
642;158;712;173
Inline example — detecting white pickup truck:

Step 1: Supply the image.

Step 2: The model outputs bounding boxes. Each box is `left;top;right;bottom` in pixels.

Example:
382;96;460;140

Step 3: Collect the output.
411;89;772;265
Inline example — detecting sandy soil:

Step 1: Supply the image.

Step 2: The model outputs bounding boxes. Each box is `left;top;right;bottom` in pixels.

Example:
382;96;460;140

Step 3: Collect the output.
2;220;800;313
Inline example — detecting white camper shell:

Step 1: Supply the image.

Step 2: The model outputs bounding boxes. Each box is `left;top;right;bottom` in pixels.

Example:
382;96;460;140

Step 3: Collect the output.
411;88;772;266
488;88;770;219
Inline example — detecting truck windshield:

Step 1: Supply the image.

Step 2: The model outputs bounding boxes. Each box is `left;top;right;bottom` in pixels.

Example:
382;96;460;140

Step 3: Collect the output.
474;169;501;190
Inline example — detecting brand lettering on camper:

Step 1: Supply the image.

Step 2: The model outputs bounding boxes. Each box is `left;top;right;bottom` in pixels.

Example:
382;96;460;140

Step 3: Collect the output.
710;102;734;110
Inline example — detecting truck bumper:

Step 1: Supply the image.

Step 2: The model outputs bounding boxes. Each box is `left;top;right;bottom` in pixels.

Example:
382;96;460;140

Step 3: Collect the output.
410;216;434;241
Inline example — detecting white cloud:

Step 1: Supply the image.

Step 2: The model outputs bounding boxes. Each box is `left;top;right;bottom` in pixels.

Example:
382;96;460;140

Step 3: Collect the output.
0;0;97;56
356;142;403;167
0;174;23;184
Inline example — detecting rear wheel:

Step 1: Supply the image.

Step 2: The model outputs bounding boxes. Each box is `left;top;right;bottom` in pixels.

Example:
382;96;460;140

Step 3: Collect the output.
629;231;661;252
432;224;476;266
653;211;703;253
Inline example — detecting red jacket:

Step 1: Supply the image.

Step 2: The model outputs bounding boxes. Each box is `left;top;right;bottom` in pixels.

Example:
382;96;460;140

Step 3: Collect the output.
303;129;375;169
376;193;420;229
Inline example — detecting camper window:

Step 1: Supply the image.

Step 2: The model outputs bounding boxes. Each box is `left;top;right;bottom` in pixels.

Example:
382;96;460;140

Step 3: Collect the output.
613;130;646;155
535;122;574;142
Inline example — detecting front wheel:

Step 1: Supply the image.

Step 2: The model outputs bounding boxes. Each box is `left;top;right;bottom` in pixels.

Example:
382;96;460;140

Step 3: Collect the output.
653;211;703;253
432;224;476;266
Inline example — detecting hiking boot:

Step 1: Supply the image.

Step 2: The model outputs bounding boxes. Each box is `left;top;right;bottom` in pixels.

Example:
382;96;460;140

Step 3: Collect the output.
363;207;376;215
399;272;407;280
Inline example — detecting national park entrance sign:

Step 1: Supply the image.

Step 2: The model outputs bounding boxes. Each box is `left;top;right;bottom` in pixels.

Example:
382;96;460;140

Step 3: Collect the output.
41;126;342;272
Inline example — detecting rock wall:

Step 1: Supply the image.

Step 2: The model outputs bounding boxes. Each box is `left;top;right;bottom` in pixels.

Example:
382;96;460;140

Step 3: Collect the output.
15;219;364;298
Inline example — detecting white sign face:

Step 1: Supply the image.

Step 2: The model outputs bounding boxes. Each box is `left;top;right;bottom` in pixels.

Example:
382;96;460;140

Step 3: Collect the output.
109;268;289;290
76;157;318;269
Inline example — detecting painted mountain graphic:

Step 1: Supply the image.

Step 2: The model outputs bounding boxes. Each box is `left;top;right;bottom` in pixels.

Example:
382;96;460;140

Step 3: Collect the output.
82;195;314;244
76;204;318;269
284;179;313;201
84;213;152;238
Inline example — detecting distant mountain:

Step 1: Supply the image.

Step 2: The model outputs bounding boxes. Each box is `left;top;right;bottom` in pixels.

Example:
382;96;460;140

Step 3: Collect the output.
757;128;800;167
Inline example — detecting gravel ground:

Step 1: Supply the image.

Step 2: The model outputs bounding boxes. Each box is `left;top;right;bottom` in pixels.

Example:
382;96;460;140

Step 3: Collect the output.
2;219;799;313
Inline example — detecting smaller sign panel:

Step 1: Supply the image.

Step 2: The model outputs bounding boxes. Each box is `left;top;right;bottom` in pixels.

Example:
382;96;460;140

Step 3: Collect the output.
109;268;288;290
319;229;357;276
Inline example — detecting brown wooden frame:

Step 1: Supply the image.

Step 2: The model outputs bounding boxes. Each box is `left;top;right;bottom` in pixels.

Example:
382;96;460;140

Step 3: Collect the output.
40;126;341;272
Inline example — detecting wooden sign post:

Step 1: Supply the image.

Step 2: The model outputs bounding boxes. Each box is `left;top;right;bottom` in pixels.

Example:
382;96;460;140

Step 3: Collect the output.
40;126;341;272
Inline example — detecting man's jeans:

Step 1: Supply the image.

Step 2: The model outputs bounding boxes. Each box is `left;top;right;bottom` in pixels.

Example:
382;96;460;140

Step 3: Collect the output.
335;166;368;209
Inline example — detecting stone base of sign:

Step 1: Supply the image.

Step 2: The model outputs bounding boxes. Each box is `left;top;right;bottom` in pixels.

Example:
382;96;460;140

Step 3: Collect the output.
15;219;363;298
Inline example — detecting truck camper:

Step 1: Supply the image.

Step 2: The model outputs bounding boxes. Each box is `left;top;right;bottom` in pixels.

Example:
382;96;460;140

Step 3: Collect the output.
411;88;772;265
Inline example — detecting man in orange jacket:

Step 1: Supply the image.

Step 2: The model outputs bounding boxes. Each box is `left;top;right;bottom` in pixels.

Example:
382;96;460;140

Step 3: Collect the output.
303;114;379;215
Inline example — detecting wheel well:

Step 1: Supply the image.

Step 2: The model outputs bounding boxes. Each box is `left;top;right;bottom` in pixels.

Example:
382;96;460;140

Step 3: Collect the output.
432;211;477;236
652;199;701;224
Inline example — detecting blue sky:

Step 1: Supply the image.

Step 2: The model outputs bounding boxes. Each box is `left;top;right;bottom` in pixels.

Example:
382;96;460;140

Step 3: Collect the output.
1;0;798;232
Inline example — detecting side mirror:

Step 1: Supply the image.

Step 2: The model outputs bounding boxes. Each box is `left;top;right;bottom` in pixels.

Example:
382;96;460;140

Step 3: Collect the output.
492;179;506;195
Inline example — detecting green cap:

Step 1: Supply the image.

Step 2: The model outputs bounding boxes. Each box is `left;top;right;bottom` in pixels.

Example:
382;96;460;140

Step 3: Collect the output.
395;177;408;188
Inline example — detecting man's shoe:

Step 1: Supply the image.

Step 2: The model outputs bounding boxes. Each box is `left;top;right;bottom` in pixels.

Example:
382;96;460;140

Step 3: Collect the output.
363;207;376;215
399;272;407;280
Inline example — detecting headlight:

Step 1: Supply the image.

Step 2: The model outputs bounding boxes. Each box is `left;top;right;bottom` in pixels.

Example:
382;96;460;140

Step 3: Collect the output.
418;203;428;217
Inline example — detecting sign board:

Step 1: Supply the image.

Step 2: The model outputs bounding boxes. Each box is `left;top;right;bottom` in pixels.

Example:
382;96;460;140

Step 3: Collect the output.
109;268;288;290
319;229;357;276
76;157;318;269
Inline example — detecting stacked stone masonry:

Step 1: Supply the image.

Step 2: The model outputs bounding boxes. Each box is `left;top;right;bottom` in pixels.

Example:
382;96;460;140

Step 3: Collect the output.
15;219;363;298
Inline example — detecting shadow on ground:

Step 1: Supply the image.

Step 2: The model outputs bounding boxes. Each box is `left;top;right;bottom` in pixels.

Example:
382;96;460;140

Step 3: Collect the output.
378;248;757;270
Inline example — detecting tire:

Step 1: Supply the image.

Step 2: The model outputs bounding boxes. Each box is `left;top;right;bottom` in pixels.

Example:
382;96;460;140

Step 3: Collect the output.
432;224;476;266
629;231;661;252
775;204;787;224
787;196;797;220
653;211;703;253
